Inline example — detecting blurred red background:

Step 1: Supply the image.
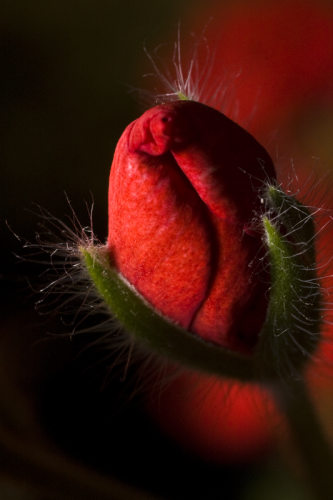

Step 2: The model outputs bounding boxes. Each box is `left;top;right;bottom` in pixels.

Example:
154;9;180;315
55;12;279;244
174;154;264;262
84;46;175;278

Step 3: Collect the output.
147;0;333;465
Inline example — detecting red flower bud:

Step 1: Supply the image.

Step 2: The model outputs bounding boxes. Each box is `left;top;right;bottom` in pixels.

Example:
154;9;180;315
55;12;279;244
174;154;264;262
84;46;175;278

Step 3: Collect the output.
108;100;276;353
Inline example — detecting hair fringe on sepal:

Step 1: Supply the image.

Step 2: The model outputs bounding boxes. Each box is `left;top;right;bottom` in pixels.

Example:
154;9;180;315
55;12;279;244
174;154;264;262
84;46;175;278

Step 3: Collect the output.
18;197;183;403
260;168;333;387
128;23;243;124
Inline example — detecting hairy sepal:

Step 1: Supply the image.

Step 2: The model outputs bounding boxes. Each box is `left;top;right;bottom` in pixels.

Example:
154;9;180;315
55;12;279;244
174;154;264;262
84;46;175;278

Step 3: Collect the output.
80;246;254;382
255;186;322;380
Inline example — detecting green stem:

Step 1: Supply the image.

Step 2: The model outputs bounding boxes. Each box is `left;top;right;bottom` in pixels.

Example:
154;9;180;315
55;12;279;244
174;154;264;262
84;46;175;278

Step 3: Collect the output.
274;378;333;500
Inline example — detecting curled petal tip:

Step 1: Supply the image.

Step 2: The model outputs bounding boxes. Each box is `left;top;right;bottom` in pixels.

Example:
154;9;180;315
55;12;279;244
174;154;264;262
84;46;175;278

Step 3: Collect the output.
129;104;194;156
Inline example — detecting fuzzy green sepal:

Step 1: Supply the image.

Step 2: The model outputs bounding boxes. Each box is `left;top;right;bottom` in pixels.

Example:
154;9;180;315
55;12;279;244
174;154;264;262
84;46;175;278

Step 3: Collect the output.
80;246;255;381
255;186;321;379
177;92;190;101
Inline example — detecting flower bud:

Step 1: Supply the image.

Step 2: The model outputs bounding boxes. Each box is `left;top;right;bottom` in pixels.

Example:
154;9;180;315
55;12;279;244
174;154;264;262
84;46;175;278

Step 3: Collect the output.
108;100;276;354
81;99;321;384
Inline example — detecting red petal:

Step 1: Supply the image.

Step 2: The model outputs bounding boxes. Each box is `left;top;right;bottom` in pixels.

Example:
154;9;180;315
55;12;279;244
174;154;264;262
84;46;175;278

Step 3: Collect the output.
108;112;212;329
108;101;275;351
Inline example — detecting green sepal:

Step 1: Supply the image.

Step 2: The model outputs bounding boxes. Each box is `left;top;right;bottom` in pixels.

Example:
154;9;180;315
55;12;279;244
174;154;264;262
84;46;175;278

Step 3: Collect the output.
80;247;255;381
254;186;322;379
267;185;316;265
177;92;190;101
